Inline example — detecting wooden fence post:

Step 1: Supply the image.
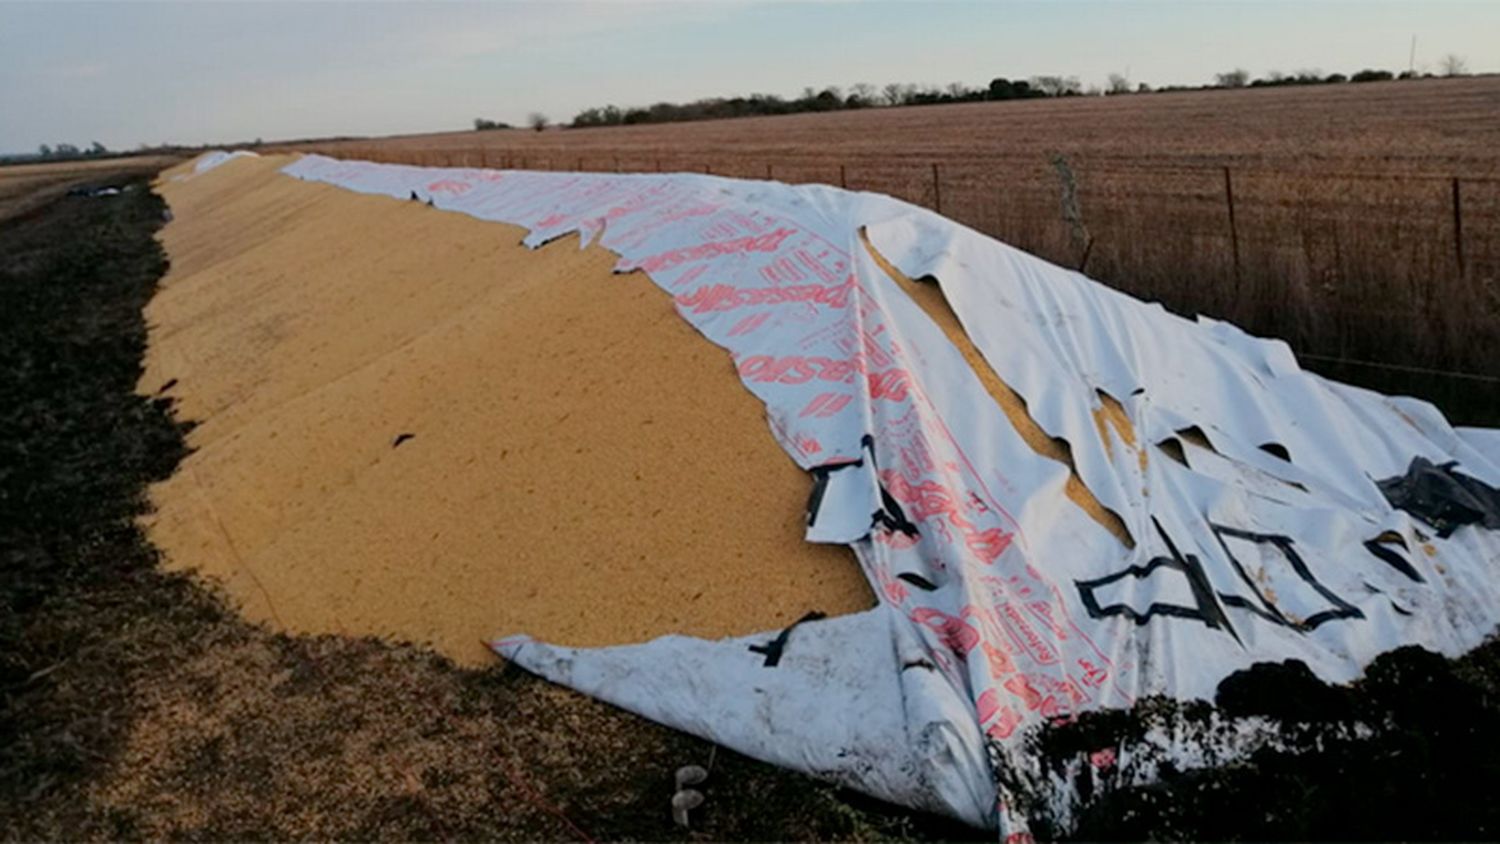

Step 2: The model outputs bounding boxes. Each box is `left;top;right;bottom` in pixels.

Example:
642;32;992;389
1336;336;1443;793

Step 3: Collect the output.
840;164;847;189
932;163;942;213
766;163;773;180
1453;177;1466;274
1078;236;1095;273
1224;166;1241;289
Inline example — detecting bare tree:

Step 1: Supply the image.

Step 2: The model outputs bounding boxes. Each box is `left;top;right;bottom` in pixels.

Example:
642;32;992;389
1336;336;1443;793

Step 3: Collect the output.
850;82;877;104
945;81;971;99
882;82;906;106
1214;68;1250;88
1029;75;1081;96
1440;54;1469;77
527;112;549;132
1107;73;1131;95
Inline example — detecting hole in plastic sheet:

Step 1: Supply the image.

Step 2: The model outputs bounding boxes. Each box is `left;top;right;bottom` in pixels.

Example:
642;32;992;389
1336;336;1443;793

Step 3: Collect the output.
1177;425;1215;452
1092;389;1147;473
897;572;939;591
1093;390;1136;445
1259;442;1292;462
859;230;1136;550
1156;437;1188;466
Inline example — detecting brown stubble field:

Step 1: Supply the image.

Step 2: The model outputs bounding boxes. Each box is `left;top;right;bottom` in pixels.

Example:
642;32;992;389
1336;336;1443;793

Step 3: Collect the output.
277;77;1500;422
0;156;181;222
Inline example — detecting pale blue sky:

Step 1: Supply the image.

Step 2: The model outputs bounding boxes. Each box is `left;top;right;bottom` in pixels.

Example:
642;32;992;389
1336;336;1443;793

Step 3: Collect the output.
2;0;1496;154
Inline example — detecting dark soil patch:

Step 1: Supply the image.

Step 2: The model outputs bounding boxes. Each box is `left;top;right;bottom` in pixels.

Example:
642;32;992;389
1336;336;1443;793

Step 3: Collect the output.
1031;641;1500;841
0;178;973;841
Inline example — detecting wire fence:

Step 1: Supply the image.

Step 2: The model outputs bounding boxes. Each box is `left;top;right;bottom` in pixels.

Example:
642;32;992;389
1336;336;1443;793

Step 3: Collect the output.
279;141;1500;425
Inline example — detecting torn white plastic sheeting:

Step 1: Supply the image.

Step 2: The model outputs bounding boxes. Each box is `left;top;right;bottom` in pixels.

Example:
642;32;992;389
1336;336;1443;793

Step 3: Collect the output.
180;149;258;179
495;608;995;823
273;153;1500;836
1457;426;1500;467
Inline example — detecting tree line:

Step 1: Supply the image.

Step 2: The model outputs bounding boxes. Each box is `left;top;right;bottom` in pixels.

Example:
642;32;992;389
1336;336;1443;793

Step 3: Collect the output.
32;141;111;161
566;78;1073;129
472;55;1474;132
1208;53;1468;89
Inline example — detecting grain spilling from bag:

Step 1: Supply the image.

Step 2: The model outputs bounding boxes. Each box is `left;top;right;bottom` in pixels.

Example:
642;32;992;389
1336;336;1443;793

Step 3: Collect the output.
142;155;871;666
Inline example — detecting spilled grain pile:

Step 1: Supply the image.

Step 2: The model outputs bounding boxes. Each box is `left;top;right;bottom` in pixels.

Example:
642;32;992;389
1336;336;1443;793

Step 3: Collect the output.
141;155;871;665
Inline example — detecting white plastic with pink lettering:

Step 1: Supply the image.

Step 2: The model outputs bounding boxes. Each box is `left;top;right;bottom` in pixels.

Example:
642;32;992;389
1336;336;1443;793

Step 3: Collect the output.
275;153;1500;838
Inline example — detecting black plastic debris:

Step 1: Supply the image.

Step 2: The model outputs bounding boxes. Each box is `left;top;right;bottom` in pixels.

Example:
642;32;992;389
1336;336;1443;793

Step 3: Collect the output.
392;433;415;449
1378;456;1500;538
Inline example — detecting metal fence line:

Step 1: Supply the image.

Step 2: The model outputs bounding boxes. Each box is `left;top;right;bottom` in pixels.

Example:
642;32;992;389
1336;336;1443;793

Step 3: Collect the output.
287;142;1498;399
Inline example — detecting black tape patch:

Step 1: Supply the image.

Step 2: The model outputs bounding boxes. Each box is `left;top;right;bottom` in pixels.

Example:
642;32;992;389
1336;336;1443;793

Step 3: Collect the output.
1075;518;1241;642
1363;536;1424;583
805;459;863;528
872;480;920;539
748;611;827;667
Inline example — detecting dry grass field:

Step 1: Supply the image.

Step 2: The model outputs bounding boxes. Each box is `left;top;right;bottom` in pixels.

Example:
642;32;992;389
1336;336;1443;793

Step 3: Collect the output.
279;77;1500;421
0;156;180;222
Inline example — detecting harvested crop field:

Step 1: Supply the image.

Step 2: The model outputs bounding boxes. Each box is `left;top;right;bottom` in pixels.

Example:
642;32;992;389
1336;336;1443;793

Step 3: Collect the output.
0;156;180;222
286;78;1500;422
294;78;1500;176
